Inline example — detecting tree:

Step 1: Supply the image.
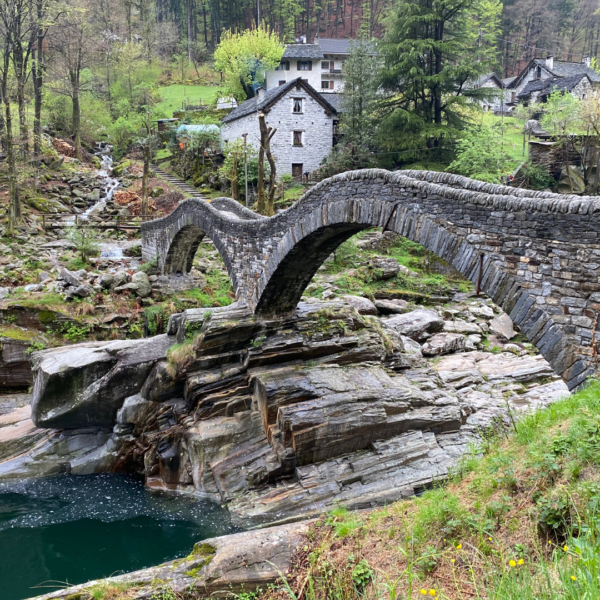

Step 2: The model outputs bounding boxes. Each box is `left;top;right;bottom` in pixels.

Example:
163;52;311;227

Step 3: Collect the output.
448;120;514;183
67;225;100;263
339;38;379;167
257;113;277;216
214;26;283;100
377;0;501;154
541;91;581;136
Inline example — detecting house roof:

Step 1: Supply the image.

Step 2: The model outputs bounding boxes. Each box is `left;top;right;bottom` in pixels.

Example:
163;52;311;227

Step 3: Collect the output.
475;72;503;87
551;60;600;83
323;92;343;112
222;78;338;124
318;38;353;55
282;44;324;59
540;73;591;96
517;78;551;98
502;76;517;87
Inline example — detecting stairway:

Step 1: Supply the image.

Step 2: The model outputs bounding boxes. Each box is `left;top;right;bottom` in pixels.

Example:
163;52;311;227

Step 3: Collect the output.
152;165;207;199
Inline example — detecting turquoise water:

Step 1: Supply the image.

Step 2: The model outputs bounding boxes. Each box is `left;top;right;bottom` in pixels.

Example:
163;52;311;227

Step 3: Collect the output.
0;474;239;600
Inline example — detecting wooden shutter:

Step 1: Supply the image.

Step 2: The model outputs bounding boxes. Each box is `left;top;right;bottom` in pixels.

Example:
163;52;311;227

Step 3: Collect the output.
308;61;312;71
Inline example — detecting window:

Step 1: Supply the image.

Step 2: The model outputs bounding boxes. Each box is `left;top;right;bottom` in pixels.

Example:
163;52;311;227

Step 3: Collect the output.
292;163;303;179
321;81;334;90
292;98;303;113
277;61;290;71
293;131;303;146
511;92;516;103
536;65;542;79
279;80;286;86
321;61;334;70
298;61;312;71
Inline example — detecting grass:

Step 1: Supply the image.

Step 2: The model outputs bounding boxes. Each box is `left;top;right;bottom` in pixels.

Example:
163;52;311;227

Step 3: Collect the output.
260;380;600;600
156;84;219;116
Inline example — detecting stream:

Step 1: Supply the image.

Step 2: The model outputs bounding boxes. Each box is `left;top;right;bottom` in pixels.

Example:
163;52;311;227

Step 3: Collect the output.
0;474;239;600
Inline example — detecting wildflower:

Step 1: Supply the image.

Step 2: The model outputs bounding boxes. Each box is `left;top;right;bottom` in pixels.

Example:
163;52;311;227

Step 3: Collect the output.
571;575;577;581
456;544;462;550
518;559;524;565
488;537;493;541
429;591;436;597
420;590;427;596
548;540;552;544
509;560;516;567
564;545;569;552
451;559;456;564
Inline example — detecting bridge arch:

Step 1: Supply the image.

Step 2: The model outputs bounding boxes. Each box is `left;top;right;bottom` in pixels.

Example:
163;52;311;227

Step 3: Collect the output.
143;169;600;390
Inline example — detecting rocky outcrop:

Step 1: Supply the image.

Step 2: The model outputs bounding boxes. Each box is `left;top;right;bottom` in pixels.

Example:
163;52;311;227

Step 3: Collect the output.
28;521;309;600
31;335;172;429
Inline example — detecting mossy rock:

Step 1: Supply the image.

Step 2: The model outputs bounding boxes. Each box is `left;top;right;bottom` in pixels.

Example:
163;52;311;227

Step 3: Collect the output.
111;160;132;177
27;197;70;214
150;187;164;198
0;328;37;342
190;542;216;558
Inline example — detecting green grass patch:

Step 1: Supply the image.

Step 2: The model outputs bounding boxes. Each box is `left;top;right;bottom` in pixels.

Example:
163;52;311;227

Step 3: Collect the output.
156;84;219;116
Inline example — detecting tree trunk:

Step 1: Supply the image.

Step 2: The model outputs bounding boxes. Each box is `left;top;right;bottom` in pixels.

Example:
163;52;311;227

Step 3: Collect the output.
33;0;44;158
187;0;193;61
2;74;19;232
257;138;265;214
259;113;277;217
232;152;239;200
142;142;150;217
71;73;81;161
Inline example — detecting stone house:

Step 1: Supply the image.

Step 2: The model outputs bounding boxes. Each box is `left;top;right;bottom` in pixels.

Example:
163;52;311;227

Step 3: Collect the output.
265;37;354;94
505;56;600;106
472;73;508;112
221;77;338;178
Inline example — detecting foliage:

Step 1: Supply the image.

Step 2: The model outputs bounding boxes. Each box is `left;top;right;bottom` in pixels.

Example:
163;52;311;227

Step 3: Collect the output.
66;226;101;264
448;120;515;183
213;26;283;101
220;139;265;198
541;91;581;136
579;91;600;137
520;161;556;190
378;0;502;153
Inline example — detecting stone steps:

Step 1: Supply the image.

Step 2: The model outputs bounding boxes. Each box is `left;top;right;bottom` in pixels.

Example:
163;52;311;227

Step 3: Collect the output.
151;165;207;199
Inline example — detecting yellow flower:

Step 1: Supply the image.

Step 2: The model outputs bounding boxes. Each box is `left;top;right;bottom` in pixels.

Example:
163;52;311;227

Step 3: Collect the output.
571;575;577;581
488;537;493;541
420;590;427;596
518;559;524;565
456;544;462;550
548;540;552;544
451;559;456;564
564;545;569;552
429;591;436;597
509;560;516;567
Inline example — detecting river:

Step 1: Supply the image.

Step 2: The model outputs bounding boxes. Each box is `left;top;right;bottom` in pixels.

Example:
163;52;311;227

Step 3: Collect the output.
0;474;239;600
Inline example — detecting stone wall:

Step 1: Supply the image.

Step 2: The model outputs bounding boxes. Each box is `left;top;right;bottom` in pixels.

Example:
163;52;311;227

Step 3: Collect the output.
142;168;600;389
221;86;335;176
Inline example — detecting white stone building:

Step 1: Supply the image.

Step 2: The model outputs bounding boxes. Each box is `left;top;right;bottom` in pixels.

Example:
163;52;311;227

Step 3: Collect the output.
221;77;338;178
265;37;354;94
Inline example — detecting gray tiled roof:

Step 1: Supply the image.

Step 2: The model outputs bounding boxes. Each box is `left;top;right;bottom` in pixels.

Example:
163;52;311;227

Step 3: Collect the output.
318;38;353;55
517;78;551;98
540;74;590;95
502;76;517;87
322;92;343;111
222;78;337;124
282;44;323;59
551;61;600;83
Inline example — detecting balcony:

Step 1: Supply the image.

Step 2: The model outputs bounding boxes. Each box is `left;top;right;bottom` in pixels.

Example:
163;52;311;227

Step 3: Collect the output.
321;68;343;75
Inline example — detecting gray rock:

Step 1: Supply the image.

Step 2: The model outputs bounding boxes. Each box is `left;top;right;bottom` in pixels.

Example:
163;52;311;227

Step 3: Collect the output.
117;394;158;427
443;320;482;335
24;284;42;293
71;284;93;298
369;256;400;279
340;295;378;315
31;335;173;429
99;273;115;289
384;309;445;341
0;287;10;300
490;313;516;340
374;299;408;315
59;268;81;287
38;271;50;284
422;333;466;356
131;271;152;298
113;270;130;287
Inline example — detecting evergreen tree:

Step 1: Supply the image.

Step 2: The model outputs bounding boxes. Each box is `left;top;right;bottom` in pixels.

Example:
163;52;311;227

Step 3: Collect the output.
377;0;501;154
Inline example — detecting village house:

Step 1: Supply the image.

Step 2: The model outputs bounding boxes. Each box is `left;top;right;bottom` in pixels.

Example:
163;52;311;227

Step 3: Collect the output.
221;77;339;178
265;36;353;94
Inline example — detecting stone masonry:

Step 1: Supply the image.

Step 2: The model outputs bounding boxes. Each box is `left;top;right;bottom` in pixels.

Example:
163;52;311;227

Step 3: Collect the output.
142;168;600;390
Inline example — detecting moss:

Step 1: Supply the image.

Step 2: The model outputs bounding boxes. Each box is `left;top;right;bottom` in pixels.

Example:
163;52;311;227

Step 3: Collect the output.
27;197;70;214
190;542;217;557
38;310;57;324
0;327;37;341
185;566;202;577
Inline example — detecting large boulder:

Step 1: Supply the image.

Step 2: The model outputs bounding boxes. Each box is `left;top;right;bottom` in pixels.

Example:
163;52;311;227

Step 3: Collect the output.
31;335;173;429
27;197;70;214
384;309;444;341
340;295;378;315
422;333;466;356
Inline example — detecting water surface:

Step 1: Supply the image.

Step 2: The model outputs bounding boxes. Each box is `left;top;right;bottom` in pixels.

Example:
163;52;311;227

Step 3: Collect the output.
0;474;238;600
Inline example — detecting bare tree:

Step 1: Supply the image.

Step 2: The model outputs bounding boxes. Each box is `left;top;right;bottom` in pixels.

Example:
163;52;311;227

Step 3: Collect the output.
258;113;277;216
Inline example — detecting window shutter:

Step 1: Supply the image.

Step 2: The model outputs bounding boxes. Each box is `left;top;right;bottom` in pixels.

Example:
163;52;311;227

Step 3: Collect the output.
308;61;312;71
297;61;301;70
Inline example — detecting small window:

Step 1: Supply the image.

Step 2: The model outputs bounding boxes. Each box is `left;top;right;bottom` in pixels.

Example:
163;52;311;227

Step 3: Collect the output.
279;80;286;86
321;61;334;70
321;80;334;90
298;61;312;71
536;65;542;79
293;131;303;146
293;98;303;113
277;61;290;71
292;163;303;179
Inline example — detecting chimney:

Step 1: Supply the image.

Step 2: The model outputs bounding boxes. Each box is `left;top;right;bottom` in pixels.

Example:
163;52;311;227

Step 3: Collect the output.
301;35;307;44
546;55;554;71
583;56;591;67
314;34;319;44
256;87;265;101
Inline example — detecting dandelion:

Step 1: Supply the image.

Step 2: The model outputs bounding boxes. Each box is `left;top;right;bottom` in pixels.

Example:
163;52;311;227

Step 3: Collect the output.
451;559;456;564
571;575;577;581
429;591;436;597
456;544;462;550
509;560;516;567
564;545;569;552
548;540;552;544
421;590;427;596
518;559;524;565
488;537;493;541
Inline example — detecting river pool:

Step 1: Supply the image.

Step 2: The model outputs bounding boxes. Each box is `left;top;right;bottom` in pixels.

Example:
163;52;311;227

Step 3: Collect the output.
0;474;239;600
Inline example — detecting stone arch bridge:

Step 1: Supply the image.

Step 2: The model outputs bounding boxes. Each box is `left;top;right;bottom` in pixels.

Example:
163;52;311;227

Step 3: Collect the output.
142;169;600;390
